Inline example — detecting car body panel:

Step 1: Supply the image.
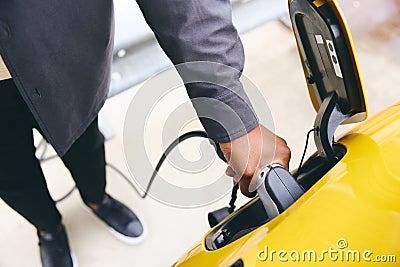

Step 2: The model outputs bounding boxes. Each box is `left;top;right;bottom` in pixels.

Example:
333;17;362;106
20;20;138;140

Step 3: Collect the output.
174;103;400;266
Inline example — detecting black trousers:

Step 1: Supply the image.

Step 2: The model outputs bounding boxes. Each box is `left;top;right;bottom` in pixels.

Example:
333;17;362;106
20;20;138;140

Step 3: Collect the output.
0;79;106;232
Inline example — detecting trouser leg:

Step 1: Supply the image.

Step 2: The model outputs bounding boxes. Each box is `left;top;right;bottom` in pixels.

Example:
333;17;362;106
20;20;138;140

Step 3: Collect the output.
0;79;61;232
61;118;107;205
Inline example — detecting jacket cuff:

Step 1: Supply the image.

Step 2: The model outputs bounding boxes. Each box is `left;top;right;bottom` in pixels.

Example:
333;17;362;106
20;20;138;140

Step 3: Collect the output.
189;87;260;143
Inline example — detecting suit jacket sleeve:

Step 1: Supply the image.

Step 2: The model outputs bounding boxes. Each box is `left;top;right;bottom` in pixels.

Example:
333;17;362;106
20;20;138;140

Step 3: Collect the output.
136;0;259;143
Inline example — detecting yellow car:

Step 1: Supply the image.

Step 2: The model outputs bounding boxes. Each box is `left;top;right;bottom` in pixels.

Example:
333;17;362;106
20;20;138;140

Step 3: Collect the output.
173;0;400;266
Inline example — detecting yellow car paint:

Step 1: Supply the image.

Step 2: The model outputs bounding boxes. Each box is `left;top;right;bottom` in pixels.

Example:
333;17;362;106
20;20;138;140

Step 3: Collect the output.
174;103;400;266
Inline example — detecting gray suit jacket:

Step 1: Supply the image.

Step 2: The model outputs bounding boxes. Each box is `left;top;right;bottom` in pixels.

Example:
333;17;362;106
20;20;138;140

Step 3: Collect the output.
0;0;258;156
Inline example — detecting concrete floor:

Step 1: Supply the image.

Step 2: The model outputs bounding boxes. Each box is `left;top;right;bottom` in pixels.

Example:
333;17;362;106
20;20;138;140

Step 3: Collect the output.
0;1;399;266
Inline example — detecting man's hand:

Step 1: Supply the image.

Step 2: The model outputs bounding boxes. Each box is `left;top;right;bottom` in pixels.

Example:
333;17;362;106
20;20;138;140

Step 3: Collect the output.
219;124;291;197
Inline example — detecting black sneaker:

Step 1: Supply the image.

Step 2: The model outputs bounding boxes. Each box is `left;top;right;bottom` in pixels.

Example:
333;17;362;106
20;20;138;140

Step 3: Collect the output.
84;194;146;245
38;225;78;267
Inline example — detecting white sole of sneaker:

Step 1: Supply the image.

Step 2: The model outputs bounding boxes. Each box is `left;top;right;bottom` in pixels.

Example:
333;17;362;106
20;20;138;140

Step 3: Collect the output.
72;253;79;267
109;224;147;245
81;202;147;245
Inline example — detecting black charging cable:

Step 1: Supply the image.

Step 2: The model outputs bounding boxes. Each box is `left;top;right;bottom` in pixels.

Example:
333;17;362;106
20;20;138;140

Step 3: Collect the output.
295;127;317;178
228;183;239;212
142;130;208;198
37;127;317;210
49;162;141;203
37;131;238;204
